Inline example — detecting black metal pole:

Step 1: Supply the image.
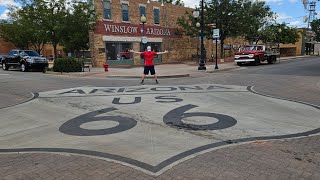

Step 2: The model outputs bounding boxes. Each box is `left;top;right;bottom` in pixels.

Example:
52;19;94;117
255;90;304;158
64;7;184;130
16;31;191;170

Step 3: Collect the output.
278;36;281;63
198;0;206;70
215;38;218;69
142;22;145;51
197;32;199;58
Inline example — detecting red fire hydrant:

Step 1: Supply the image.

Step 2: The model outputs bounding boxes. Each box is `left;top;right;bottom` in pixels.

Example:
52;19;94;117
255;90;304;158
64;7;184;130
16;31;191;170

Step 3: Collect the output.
103;62;108;72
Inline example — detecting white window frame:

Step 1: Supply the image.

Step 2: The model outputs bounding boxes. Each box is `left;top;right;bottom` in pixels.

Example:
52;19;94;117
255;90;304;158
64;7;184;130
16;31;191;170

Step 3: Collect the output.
121;1;130;23
102;0;113;21
153;6;160;26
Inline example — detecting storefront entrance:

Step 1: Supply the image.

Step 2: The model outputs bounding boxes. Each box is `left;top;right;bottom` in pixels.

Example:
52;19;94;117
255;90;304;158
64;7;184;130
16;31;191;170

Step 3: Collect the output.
105;42;134;65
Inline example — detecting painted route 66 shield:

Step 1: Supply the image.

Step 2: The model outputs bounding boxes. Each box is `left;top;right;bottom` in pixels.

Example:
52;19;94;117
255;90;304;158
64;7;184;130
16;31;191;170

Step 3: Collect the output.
0;84;319;174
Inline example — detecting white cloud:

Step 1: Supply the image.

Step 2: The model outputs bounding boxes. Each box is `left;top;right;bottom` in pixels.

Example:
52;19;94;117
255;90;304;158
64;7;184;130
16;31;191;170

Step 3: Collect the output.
288;20;302;26
183;0;199;8
0;9;9;19
263;0;283;2
288;0;297;3
276;13;292;20
0;0;18;6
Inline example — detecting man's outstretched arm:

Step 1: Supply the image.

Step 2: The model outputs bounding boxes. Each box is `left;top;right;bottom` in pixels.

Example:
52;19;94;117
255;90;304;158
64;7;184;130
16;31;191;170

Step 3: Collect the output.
130;49;142;54
156;50;169;55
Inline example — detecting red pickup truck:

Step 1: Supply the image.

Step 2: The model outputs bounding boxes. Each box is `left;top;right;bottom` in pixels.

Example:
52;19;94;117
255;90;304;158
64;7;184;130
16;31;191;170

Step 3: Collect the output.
117;49;132;59
234;45;279;66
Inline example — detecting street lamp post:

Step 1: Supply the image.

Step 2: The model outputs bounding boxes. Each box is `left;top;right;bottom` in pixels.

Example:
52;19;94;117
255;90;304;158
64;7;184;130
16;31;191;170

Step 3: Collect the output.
278;28;282;63
193;1;206;70
193;10;200;61
199;0;206;70
141;15;147;51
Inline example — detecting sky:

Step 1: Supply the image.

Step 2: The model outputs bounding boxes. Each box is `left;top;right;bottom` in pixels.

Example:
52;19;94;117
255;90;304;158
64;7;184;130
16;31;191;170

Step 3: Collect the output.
0;0;319;28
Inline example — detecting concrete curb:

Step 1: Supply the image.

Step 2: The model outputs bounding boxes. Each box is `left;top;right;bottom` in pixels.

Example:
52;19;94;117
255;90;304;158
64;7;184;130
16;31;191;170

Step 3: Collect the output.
107;74;190;79
45;71;102;77
205;65;240;73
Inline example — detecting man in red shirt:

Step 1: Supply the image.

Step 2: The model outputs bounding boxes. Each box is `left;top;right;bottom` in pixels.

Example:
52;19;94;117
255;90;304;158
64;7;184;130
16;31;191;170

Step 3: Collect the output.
131;46;168;84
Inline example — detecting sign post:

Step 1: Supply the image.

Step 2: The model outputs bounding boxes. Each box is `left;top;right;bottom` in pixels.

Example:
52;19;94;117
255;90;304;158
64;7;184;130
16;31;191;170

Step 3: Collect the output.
213;29;220;70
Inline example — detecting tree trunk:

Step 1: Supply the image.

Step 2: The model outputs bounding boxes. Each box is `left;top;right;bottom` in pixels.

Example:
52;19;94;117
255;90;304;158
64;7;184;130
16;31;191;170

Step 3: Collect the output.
53;43;57;61
220;38;224;59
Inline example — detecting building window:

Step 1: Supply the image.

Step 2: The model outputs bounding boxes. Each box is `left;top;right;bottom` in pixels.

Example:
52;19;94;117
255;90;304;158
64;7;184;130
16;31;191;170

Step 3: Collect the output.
103;0;111;20
106;42;132;61
154;8;160;25
139;5;146;18
122;3;129;22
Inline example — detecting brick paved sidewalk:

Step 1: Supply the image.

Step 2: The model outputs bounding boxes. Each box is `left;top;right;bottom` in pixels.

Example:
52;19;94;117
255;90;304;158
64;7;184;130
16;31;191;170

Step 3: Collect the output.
1;135;319;180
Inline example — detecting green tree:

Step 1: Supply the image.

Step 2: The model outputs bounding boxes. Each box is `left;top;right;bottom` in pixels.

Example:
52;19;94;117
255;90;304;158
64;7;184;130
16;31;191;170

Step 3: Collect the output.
41;0;69;60
311;19;320;42
0;0;96;59
59;1;96;58
177;0;274;58
259;23;299;45
10;1;50;53
0;22;29;49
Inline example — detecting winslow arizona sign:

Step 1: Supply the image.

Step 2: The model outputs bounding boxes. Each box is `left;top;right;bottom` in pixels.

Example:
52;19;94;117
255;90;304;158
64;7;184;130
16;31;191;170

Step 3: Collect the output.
0;84;319;175
95;21;175;37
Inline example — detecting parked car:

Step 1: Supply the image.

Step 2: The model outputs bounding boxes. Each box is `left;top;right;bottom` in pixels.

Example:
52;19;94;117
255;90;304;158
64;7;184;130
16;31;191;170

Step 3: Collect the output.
2;50;48;72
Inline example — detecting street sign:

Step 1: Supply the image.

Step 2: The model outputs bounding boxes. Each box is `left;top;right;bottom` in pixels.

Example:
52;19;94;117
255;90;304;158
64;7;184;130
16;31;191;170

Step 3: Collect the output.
213;29;220;39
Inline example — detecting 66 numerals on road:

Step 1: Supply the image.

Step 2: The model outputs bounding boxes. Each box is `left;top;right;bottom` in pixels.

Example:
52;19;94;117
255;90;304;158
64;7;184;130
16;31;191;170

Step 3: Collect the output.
59;96;237;136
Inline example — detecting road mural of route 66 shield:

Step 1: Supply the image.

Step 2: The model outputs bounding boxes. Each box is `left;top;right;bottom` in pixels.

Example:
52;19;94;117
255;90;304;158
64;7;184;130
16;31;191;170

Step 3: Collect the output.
0;84;320;174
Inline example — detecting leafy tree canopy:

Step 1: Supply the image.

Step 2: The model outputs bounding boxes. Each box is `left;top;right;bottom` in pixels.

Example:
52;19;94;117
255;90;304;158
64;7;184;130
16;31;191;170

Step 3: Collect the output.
0;0;96;58
177;0;275;57
311;19;320;42
259;23;300;45
0;22;29;49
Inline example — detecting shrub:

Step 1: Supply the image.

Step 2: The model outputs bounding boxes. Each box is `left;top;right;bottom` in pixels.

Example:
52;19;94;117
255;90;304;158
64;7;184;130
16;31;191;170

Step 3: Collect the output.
53;57;82;72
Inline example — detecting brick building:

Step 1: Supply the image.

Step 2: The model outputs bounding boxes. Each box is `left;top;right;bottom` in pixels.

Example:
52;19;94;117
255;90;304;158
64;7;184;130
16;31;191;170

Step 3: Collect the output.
89;0;209;67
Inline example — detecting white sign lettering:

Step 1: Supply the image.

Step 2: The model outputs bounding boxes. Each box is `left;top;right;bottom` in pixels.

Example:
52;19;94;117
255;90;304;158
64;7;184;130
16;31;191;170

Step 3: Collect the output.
104;24;138;34
104;24;171;36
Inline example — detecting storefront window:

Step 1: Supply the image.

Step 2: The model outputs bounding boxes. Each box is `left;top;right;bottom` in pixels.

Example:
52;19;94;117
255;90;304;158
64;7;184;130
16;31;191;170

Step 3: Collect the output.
122;3;129;22
140;42;162;60
106;43;132;61
103;0;111;20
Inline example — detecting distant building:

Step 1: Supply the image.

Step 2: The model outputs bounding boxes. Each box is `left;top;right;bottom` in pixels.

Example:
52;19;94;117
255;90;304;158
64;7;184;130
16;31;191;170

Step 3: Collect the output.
280;28;318;57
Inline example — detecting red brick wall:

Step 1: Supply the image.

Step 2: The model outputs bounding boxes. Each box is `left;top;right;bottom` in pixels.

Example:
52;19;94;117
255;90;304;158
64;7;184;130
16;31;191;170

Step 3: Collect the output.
0;38;17;55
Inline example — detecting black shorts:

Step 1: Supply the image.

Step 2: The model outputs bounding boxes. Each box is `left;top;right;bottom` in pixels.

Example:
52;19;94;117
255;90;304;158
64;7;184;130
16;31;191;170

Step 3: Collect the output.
144;66;156;75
